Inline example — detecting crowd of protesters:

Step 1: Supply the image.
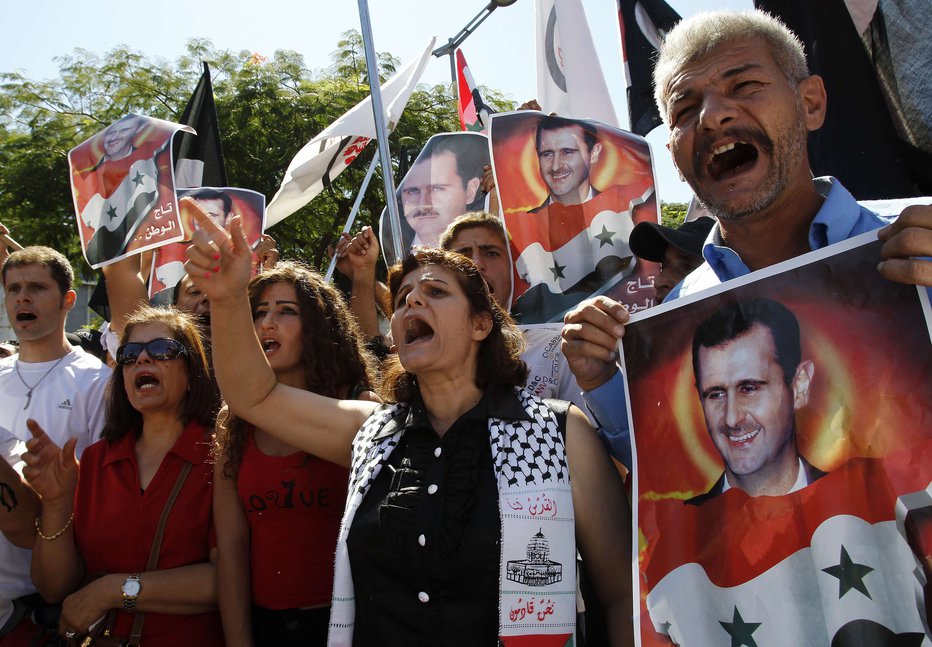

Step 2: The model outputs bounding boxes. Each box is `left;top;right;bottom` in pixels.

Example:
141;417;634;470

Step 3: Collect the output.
1;8;931;647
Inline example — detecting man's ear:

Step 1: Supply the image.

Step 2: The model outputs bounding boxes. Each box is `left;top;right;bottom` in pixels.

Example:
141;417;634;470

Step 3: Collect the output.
589;142;603;165
465;176;482;204
798;75;827;132
792;359;814;410
62;289;77;312
471;311;493;342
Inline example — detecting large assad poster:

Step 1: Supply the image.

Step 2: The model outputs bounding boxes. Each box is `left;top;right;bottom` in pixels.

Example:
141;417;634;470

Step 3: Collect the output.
488;111;660;325
619;231;932;646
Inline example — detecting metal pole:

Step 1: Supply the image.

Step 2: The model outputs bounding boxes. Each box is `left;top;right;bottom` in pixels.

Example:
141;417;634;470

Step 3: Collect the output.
323;153;380;283
357;0;405;262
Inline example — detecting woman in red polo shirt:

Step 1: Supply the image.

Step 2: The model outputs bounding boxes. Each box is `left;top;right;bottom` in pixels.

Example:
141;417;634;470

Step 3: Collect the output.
23;306;223;646
212;262;378;647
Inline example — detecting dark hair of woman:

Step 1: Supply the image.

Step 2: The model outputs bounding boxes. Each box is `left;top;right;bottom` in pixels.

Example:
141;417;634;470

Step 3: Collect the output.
101;305;217;442
214;261;378;477
382;247;528;403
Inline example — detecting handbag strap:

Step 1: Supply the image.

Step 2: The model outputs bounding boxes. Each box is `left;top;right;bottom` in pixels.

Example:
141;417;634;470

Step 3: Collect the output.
126;460;194;646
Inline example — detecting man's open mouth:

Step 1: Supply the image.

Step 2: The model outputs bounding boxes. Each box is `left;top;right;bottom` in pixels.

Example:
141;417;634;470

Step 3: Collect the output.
405;318;434;344
707;141;758;181
16;312;37;322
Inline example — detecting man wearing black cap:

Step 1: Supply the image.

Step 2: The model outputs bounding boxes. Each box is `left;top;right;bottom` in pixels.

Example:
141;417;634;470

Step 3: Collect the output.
629;217;715;303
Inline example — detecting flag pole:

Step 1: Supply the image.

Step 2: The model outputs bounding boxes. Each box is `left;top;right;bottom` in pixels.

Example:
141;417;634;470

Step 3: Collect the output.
323;153;380;283
357;0;404;262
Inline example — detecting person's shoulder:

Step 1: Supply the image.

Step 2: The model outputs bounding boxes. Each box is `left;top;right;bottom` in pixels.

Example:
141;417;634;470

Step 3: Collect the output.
63;347;111;378
667;262;717;301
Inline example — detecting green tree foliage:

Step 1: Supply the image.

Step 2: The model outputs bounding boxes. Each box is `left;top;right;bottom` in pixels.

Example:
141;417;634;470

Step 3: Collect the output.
0;33;514;278
660;201;688;229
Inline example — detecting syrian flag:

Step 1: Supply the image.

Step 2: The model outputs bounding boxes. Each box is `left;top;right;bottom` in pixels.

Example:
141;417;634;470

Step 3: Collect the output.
535;0;619;126
265;38;435;227
456;49;493;134
616;0;681;136
640;449;932;646
173;61;228;188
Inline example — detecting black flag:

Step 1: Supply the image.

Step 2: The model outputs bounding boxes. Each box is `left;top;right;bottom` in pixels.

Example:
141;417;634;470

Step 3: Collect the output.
173;61;228;188
617;0;681;136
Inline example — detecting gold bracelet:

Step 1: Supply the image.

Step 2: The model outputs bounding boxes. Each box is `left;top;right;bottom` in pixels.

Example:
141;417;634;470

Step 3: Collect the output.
34;513;74;541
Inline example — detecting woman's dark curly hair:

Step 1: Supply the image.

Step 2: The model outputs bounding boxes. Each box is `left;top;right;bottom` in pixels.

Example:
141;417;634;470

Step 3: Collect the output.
382;247;528;403
102;306;217;442
214;261;378;477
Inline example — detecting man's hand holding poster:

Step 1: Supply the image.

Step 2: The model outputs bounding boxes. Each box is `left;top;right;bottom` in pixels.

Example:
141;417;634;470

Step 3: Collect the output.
489;111;659;324
620;231;932;646
69;114;193;268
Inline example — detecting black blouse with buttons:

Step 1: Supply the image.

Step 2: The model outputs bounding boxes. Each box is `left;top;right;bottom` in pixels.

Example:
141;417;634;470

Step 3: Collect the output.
346;388;507;646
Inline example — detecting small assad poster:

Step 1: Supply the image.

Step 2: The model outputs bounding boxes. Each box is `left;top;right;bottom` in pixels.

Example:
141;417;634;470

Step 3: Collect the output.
69;114;193;268
619;231;932;646
489;111;660;324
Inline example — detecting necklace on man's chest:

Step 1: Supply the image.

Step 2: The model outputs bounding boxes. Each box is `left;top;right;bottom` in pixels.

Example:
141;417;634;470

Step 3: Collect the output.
14;355;67;410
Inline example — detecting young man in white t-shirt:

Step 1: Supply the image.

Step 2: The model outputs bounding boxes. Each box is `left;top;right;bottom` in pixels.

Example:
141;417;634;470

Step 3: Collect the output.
0;244;110;640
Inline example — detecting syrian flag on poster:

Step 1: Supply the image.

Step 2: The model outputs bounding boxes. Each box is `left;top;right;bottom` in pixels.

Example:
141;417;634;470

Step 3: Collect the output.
616;0;681;136
265;38;435;227
535;0;618;126
641;451;932;645
173;61;228;188
456;49;494;134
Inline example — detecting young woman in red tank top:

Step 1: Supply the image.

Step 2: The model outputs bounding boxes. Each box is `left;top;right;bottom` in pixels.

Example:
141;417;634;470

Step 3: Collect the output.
212;262;378;646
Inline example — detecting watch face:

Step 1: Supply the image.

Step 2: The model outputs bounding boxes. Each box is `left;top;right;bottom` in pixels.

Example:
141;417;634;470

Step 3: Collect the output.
122;579;141;597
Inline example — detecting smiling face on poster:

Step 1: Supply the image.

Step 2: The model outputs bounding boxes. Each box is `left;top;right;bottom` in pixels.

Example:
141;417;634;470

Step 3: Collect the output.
148;187;266;302
68;114;194;269
619;233;932;646
379;132;489;266
489;112;660;325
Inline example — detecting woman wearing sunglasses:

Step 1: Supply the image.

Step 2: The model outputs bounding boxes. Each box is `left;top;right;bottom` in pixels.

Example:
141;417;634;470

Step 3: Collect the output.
212;261;378;647
22;306;223;646
186;214;633;647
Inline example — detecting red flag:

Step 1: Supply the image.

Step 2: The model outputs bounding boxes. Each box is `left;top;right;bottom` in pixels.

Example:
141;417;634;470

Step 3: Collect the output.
456;49;493;134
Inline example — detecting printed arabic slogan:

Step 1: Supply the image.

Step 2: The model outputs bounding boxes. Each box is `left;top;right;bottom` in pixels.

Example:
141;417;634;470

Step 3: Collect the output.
619;232;932;647
69;114;193;268
148;187;266;302
489;111;659;324
379;131;490;266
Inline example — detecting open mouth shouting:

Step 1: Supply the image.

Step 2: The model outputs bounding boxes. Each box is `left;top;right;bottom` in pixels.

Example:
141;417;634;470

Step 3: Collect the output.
698;129;773;183
15;311;38;323
404;317;434;345
134;371;161;391
261;338;281;355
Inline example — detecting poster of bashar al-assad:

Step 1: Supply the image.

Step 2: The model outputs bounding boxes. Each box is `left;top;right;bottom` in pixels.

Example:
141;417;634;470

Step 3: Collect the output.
619;231;932;647
489;112;659;324
379;131;490;266
148;187;266;302
69;114;194;269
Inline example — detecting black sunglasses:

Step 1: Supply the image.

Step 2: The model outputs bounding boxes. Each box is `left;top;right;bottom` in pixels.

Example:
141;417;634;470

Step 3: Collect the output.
116;338;189;365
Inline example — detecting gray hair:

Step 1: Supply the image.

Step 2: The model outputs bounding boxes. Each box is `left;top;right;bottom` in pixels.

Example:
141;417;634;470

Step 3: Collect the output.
654;10;809;124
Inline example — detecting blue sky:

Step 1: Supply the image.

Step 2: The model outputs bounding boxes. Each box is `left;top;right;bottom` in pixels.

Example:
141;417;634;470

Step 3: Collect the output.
1;0;750;203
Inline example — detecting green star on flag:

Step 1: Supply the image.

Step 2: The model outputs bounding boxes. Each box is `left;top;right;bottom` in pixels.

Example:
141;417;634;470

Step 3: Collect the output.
131;170;146;187
822;545;874;599
549;260;566;280
595;225;616;247
720;607;761;647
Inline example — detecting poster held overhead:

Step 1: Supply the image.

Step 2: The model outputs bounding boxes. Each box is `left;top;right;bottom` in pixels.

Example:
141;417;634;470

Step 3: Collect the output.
69;114;193;269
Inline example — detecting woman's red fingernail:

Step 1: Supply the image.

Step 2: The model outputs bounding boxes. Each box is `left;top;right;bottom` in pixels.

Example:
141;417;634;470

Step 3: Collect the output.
213;266;220;272
204;272;212;279
213;253;221;260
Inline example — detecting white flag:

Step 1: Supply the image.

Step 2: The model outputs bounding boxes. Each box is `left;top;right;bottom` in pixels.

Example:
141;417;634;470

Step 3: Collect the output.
266;38;436;226
535;0;619;126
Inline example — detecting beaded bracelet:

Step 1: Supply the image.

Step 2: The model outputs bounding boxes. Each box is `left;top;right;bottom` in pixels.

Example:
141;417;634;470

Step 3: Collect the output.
35;513;74;541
